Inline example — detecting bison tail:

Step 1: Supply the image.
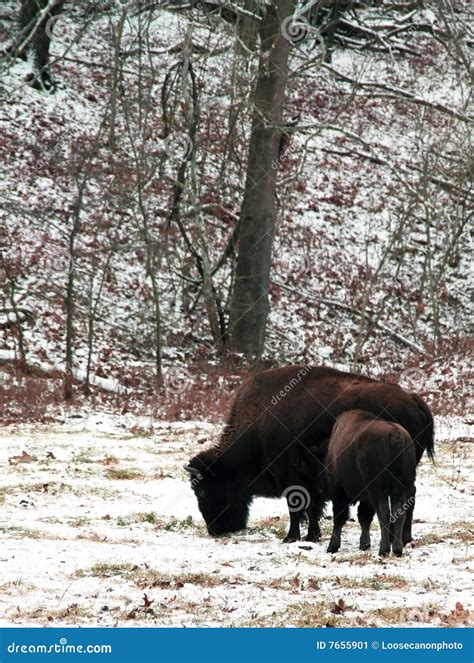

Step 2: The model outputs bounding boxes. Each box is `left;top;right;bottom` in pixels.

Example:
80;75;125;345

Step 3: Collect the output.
412;393;435;462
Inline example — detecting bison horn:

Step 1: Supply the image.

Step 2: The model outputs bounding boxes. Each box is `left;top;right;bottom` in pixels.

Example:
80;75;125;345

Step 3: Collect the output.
183;464;201;477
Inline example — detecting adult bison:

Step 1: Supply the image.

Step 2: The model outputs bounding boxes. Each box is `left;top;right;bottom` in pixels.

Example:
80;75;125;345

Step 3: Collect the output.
185;366;434;543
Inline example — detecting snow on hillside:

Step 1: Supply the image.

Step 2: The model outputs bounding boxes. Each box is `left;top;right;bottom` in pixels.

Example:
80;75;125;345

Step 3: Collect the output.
0;413;472;627
0;2;471;413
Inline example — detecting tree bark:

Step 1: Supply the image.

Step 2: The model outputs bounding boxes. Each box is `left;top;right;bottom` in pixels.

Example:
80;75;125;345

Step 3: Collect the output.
236;0;259;52
18;0;64;90
229;0;293;360
64;213;79;401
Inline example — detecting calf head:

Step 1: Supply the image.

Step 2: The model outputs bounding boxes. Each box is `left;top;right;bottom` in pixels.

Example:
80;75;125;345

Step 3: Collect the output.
184;450;252;536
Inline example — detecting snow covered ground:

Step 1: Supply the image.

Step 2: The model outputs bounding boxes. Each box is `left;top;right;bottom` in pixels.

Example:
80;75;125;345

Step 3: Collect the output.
1;413;472;627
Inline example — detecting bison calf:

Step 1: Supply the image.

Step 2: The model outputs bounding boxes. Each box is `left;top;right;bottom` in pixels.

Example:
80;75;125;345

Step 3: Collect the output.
325;410;416;557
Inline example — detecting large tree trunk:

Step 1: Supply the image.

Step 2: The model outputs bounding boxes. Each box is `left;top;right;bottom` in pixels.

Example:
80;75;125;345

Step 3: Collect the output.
229;0;293;360
236;0;259;52
17;0;64;90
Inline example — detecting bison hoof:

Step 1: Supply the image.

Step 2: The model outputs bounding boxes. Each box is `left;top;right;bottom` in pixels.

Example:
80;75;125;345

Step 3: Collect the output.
282;536;299;544
305;533;321;543
378;548;390;557
402;535;413;545
360;543;371;551
392;548;403;557
327;544;339;554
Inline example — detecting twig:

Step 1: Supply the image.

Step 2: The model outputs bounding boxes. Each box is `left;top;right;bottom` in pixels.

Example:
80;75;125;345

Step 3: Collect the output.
322;63;473;123
272;280;426;355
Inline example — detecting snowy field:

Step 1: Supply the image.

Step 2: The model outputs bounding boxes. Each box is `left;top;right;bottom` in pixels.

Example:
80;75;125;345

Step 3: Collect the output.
0;413;472;628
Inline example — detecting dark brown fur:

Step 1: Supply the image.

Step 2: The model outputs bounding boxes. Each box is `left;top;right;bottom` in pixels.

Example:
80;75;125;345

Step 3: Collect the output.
325;409;416;557
186;366;433;541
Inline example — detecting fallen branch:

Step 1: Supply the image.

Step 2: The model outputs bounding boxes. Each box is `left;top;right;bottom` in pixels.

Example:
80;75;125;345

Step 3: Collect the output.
0;308;34;329
0;351;127;394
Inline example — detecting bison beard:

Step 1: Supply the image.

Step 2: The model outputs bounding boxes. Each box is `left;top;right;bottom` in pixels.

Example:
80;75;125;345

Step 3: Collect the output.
185;366;434;542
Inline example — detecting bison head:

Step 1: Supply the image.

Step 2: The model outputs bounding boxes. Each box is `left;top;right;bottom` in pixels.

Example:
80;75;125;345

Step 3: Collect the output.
184;450;252;536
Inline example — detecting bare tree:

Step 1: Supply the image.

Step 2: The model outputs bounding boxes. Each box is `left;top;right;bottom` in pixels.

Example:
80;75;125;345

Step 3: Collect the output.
229;0;294;360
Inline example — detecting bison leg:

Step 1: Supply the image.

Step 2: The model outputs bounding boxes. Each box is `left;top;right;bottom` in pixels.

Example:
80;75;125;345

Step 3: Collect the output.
401;484;416;545
390;490;409;556
357;500;375;550
327;490;349;554
374;496;391;557
283;506;302;543
305;497;325;542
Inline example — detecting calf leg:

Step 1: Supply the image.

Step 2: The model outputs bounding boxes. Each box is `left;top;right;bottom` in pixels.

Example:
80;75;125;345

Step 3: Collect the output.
374;496;392;557
283;502;302;543
327;489;350;554
390;490;408;556
357;500;375;551
402;484;416;545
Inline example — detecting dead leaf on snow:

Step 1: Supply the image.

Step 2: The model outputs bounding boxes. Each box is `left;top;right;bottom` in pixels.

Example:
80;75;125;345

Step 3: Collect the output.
442;602;471;625
9;450;38;464
142;593;154;608
332;598;346;614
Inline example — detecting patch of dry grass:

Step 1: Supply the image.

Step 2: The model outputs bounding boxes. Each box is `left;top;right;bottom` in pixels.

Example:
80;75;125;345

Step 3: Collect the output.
14;603;93;624
3;525;55;540
73;450;96;464
242;601;337;627
74;562;135;578
251;516;289;539
105;467;146;480
333;573;409;590
416;523;474;547
0;579;36;593
73;562;236;591
366;602;443;625
114;513;204;534
133;569;228;590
